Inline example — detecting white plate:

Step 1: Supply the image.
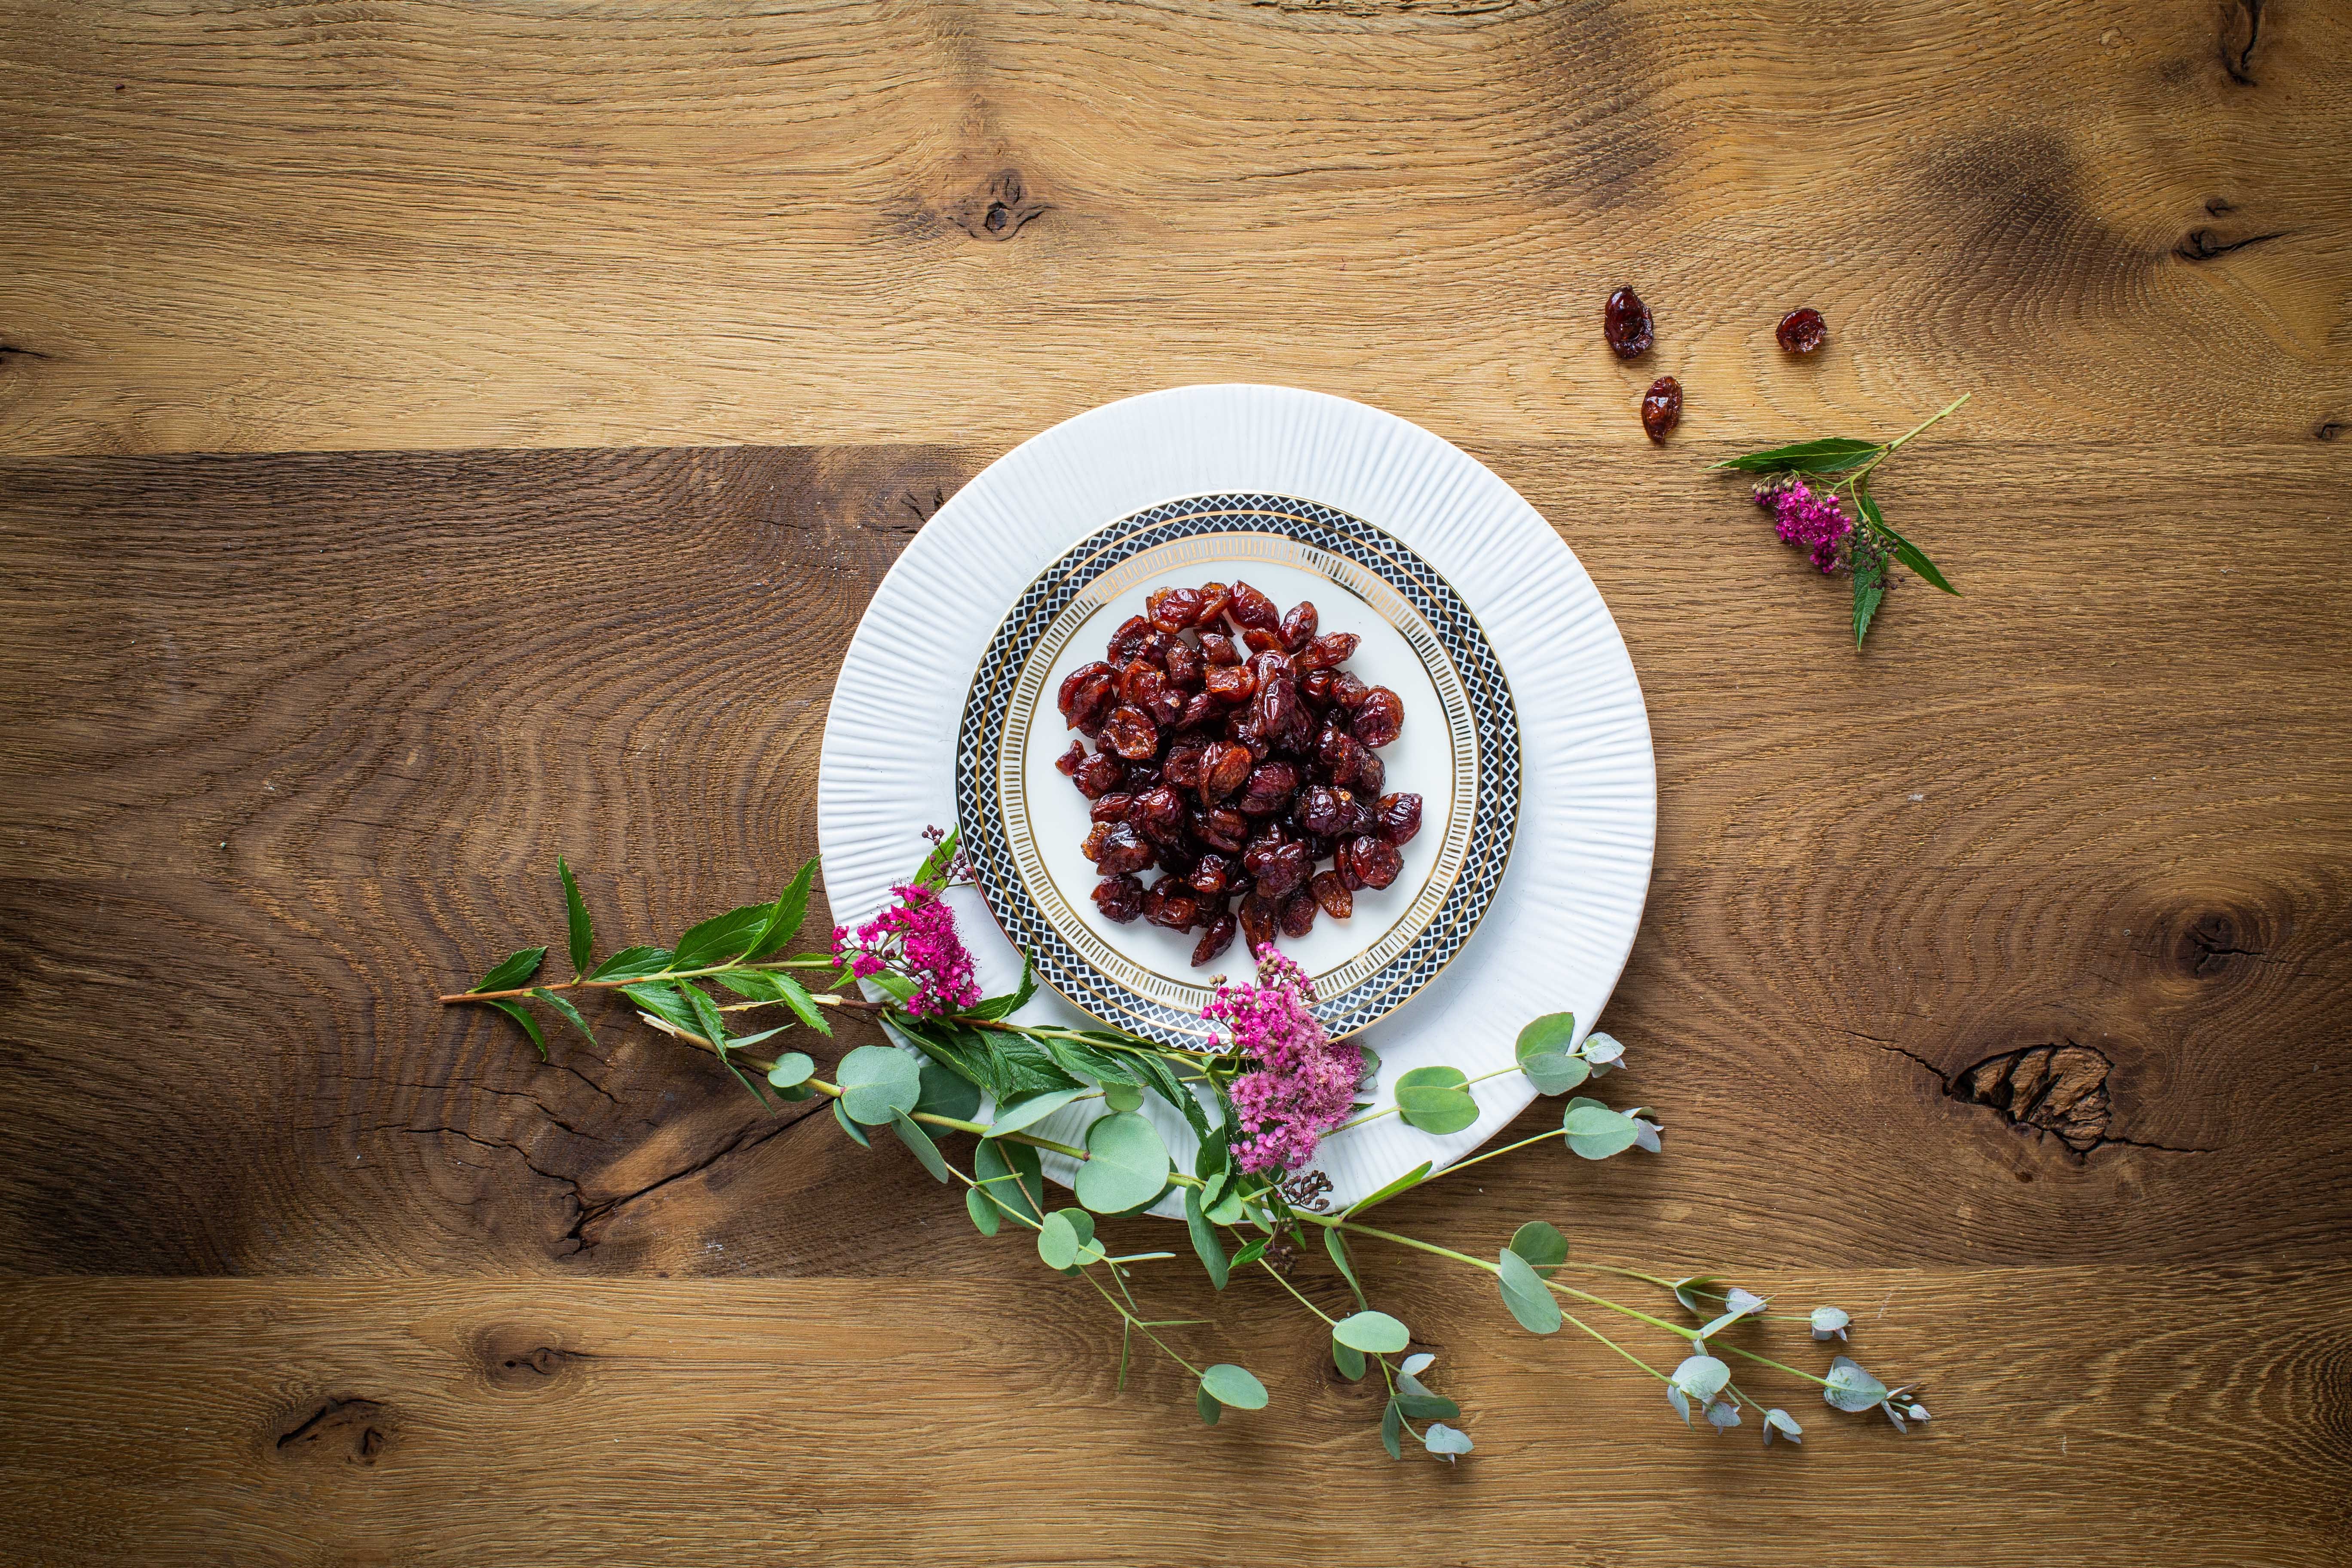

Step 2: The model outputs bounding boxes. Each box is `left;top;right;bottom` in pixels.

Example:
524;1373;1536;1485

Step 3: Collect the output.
819;385;1656;1213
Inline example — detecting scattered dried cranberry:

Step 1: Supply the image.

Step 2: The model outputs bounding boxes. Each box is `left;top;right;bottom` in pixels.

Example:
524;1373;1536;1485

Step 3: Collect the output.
1192;911;1238;966
1776;307;1826;355
1310;869;1353;920
1376;792;1423;845
1605;285;1654;359
1641;377;1682;444
1279;890;1319;939
1093;873;1145;923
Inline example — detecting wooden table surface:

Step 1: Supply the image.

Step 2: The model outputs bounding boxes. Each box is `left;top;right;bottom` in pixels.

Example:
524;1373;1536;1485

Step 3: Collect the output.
3;2;2348;1562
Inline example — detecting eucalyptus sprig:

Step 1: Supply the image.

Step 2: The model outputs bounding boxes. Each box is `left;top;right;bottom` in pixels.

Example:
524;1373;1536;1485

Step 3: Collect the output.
442;837;1932;1461
1712;393;1968;646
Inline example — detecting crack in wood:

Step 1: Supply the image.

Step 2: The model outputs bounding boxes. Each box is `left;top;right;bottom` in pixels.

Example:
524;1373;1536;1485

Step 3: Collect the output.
2220;0;2264;86
2175;227;2285;261
275;1397;390;1463
1880;1041;2213;1158
565;1100;833;1255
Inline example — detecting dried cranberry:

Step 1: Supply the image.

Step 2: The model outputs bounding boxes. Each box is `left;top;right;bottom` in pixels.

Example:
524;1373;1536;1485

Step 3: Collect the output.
1341;833;1403;890
1132;784;1188;843
1179;691;1224;731
1195;582;1233;625
1092;873;1145;923
1196;805;1250;852
1333;671;1369;710
1310;869;1354;920
1199;631;1242;666
1641;377;1681;444
1604;285;1654;358
1228;581;1280;631
1058;662;1116;724
1238;891;1280;952
1147;586;1204;633
1197;740;1252;806
1191;911;1239;967
1254;675;1299;736
1354;750;1384;798
1279;891;1318;938
1296;784;1356;837
1227;712;1271;761
1776;307;1827;355
1376;792;1423;845
1121;761;1163;793
1315;727;1369;787
1102;704;1159;760
1240;626;1286;656
1054;738;1086;776
1251;841;1311;900
1295;631;1360;671
1087;822;1157;875
1203;664;1257;704
1189;851;1235;897
1106;615;1154;662
1246;649;1294;686
1090;792;1135;823
1142;881;1202;931
1163;744;1206;791
1236;760;1300;816
1280;602;1318;652
1073;751;1124;799
1299;668;1338;709
1065;671;1115;735
1353;687;1404;748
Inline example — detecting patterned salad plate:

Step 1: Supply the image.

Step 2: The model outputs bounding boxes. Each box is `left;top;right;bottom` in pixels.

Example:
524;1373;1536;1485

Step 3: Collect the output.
956;495;1519;1049
819;386;1655;1212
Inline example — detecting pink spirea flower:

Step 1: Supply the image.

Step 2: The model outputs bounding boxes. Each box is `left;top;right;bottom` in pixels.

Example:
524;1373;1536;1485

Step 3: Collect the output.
833;883;980;1018
1206;946;1363;1176
1758;478;1853;573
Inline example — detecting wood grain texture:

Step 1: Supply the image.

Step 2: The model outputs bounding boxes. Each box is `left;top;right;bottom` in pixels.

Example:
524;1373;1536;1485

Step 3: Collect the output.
3;0;2350;1559
0;0;2347;455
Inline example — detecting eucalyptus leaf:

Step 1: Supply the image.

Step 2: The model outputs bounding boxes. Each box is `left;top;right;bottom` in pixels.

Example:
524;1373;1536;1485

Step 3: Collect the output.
1516;1011;1577;1057
1332;1311;1410;1354
1206;1185;1247;1226
1520;1051;1589;1096
915;1060;982;1124
1197;1385;1222;1426
890;1111;951;1182
1394;1066;1479;1135
1706;1400;1743;1433
1764;1408;1804;1445
1424;1423;1472;1460
1495;1248;1562;1334
1322;1226;1368;1311
1507;1220;1569;1278
1354;1046;1382;1093
485;998;548;1060
765;1052;815;1090
975;1138;1045;1227
1103;1082;1145;1113
1811;1306;1852;1341
1344;1161;1432;1219
1673;1276;1723;1317
1036;1208;1096;1271
530;987;596;1047
474;947;547;993
1562;1100;1641;1160
1332;1339;1366;1380
832;1097;870;1148
1400;1352;1435;1379
1397;1393;1459;1422
1182;1186;1230;1290
1381;1399;1404;1460
591;946;674;982
1667;1384;1693;1426
988;1086;1092;1139
1580;1032;1626;1073
558;858;593;976
1823;1355;1889;1413
1672;1354;1730;1404
836;1044;922;1126
1199;1364;1268;1411
964;1186;1000;1236
1075;1111;1172;1215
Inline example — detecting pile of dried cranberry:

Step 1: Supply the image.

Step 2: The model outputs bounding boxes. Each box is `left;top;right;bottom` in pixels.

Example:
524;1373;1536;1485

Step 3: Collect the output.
1055;580;1422;968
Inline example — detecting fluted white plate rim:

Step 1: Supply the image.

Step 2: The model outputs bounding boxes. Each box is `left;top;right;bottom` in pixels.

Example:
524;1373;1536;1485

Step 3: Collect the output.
818;384;1656;1216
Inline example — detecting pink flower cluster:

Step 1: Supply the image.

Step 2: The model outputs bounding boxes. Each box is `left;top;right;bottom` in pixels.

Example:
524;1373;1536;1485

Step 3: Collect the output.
1207;946;1363;1176
1757;478;1853;573
832;883;980;1019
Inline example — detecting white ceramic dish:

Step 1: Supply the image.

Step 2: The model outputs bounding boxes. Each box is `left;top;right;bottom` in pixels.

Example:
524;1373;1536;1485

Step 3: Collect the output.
818;385;1656;1213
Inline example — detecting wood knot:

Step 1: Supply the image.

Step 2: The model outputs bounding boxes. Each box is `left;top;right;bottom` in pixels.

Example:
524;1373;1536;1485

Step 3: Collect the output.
275;1397;392;1465
2174;227;2284;262
2170;909;2269;977
2219;0;2263;86
2316;419;2346;442
1952;1044;2112;1153
950;169;1048;242
475;1324;594;1389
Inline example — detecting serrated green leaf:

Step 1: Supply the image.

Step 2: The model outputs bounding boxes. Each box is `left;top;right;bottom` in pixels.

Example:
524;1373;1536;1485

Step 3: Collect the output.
774;974;833;1034
1507;1220;1569;1278
748;856;819;959
1231;1237;1268;1269
1323;1225;1368;1311
485;998;548;1060
621;980;696;1032
965;1186;1000;1236
1851;533;1887;648
1199;1364;1266;1411
1333;1311;1410;1354
674;903;775;971
836;1045;922;1125
914;828;962;892
890;1110;951;1182
591;946;674;982
965;958;1038;1022
1857;487;1959;596
528;987;595;1048
1708;436;1880;473
557;859;593;976
682;984;769;1108
1394;1066;1479;1135
474;947;547;993
1183;1186;1230;1290
975;1138;1045;1227
832;1097;870;1148
1344;1160;1432;1219
1496;1247;1563;1334
869;971;917;1003
1074;1111;1171;1215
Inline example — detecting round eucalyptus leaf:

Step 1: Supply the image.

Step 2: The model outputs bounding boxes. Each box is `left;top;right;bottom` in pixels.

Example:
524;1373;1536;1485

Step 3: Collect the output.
1810;1305;1851;1340
1520;1051;1590;1096
965;1186;1000;1237
1394;1066;1479;1135
1562;1101;1640;1160
1331;1339;1367;1380
1103;1082;1145;1114
1671;1354;1730;1404
836;1044;922;1125
975;1138;1045;1226
1400;1352;1436;1379
765;1052;815;1090
1332;1310;1410;1354
1074;1111;1172;1215
916;1060;982;1124
1764;1407;1804;1445
1036;1207;1097;1271
1423;1422;1473;1459
1515;1012;1578;1061
1199;1363;1268;1410
1507;1220;1569;1277
1822;1355;1888;1413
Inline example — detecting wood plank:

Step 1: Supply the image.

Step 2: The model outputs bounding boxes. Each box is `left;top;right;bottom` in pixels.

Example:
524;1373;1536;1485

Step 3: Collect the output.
0;1267;2344;1565
0;442;2346;1280
1;0;2346;454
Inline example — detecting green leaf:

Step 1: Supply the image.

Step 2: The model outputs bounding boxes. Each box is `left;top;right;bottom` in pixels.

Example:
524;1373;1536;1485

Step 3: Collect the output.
1042;1034;1143;1087
869;971;917;1003
1857;487;1959;595
890;1110;951;1182
914;828;962;891
1344;1161;1432;1219
747;856;819;959
1516;1011;1577;1057
832;1097;870;1148
1199;1364;1267;1411
1519;1051;1589;1096
1197;1385;1222;1426
1397;1393;1460;1421
1074;1111;1172;1215
1424;1423;1473;1458
1496;1247;1563;1334
1562;1099;1641;1160
836;1045;922;1126
1103;1083;1144;1113
1206;1184;1246;1226
1851;533;1887;649
1822;1355;1890;1413
1230;1237;1269;1269
986;1087;1089;1137
1183;1187;1230;1290
1507;1220;1569;1278
1333;1311;1410;1354
1394;1066;1479;1135
965;1186;1000;1236
1036;1208;1096;1271
915;1060;982;1124
682;984;770;1108
1332;1339;1366;1380
529;987;596;1047
1323;1225;1368;1311
674;903;775;971
485;998;548;1060
620;980;696;1032
766;1052;815;1090
1380;1399;1404;1460
474;947;547;993
975;1138;1045;1227
591;946;674;982
968;1034;1084;1101
557;859;594;976
1707;436;1880;473
965;958;1038;1022
1673;1354;1731;1404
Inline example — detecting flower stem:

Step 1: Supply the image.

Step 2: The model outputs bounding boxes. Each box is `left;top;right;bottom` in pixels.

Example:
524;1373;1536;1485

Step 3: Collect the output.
439;957;850;1006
